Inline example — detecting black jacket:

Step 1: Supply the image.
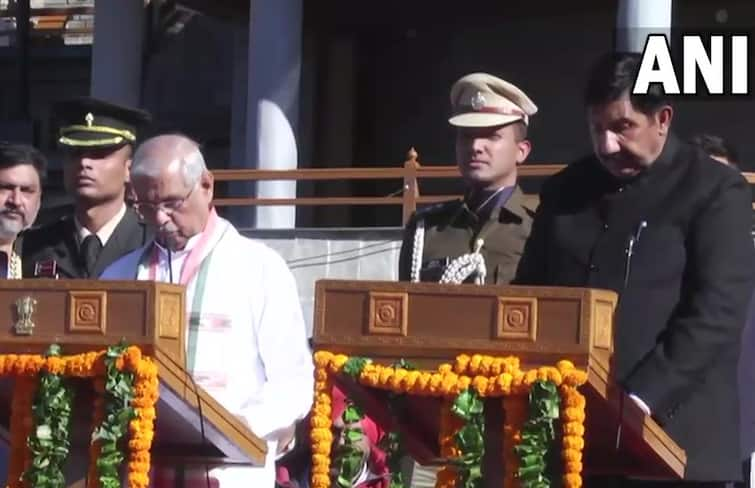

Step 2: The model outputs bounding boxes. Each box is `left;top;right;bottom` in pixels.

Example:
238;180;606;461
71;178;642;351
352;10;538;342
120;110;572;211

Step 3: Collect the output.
515;135;755;481
21;207;152;279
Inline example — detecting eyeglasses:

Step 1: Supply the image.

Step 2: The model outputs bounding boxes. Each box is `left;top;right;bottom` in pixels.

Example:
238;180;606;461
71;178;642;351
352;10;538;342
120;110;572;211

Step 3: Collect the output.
132;183;196;218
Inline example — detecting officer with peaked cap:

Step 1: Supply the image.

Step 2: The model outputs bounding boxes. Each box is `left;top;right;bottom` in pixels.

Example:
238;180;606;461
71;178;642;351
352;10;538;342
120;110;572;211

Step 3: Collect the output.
21;97;153;279
398;72;539;286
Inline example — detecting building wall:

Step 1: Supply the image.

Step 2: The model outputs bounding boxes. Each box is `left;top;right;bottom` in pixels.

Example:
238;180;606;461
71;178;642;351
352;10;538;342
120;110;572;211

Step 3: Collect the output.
6;0;755;227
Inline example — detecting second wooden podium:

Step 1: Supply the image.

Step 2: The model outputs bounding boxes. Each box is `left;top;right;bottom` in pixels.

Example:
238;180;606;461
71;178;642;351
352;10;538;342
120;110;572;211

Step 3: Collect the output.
312;279;685;484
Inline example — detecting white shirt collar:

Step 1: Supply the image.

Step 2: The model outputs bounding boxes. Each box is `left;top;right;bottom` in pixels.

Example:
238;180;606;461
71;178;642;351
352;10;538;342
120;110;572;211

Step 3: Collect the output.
154;230;203;257
75;204;127;246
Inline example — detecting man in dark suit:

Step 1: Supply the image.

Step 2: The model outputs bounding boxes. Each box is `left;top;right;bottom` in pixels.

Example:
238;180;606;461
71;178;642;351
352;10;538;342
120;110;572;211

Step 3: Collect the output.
22;97;153;279
515;52;755;486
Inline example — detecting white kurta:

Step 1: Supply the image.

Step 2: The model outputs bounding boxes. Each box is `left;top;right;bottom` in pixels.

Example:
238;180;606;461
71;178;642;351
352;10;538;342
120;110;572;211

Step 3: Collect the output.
101;215;314;486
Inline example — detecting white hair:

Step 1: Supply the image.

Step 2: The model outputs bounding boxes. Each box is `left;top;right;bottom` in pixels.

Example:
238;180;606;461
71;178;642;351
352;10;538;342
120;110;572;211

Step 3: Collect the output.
131;134;207;188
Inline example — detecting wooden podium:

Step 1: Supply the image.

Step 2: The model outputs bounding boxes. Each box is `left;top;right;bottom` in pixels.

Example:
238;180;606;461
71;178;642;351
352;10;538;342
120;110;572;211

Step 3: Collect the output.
312;279;686;482
0;279;266;486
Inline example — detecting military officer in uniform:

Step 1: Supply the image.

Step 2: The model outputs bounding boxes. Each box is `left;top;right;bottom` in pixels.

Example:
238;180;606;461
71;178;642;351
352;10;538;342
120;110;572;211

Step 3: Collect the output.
398;72;538;286
22;97;153;279
396;73;539;488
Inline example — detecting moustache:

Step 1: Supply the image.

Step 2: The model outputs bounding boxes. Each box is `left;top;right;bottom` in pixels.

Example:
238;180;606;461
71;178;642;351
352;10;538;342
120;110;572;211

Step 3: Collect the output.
0;209;24;219
158;222;179;233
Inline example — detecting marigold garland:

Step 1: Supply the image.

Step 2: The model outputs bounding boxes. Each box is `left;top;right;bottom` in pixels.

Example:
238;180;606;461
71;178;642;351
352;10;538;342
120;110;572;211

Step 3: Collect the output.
127;349;159;488
312;351;589;488
311;351;336;488
0;346;159;488
435;398;463;488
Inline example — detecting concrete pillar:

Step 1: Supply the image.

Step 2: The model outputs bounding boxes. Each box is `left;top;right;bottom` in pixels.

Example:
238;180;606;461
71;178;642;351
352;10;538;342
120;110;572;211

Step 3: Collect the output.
616;0;673;53
233;0;302;229
90;0;144;106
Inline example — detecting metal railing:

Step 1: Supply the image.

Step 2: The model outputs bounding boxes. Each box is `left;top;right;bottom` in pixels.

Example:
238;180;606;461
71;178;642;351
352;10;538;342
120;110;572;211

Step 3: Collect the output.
211;148;755;226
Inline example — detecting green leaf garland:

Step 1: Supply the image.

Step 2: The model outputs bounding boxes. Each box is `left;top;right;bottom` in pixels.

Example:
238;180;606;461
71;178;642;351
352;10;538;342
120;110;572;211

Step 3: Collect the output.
515;380;561;488
24;344;73;488
450;389;484;488
92;342;136;488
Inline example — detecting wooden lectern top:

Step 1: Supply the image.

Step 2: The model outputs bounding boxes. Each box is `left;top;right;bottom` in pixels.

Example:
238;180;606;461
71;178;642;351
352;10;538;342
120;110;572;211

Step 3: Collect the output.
313;279;686;480
0;279;266;467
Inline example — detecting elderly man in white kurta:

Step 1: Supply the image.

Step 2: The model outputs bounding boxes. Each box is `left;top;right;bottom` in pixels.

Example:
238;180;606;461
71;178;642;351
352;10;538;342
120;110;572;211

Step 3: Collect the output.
101;134;314;487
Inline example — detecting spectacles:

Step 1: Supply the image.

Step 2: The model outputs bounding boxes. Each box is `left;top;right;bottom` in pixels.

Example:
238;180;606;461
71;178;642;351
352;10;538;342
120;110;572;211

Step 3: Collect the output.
132;183;196;218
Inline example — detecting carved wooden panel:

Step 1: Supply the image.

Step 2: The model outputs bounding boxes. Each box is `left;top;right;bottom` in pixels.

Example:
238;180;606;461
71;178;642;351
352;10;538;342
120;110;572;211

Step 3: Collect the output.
158;293;182;340
593;299;613;350
495;297;537;342
368;292;408;336
68;291;107;334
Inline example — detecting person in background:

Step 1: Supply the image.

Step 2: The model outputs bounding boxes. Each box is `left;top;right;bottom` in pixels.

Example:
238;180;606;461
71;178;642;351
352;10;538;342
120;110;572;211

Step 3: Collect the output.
21;97;152;279
398;72;538;287
690;133;740;168
0;142;45;279
101;134;314;486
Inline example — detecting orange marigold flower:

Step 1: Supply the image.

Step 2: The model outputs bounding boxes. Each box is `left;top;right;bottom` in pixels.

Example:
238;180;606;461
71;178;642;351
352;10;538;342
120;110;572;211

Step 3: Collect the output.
563;422;585;437
315;369;329;382
563;435;585;450
403;370;420;390
416;372;432;392
46;357;65;375
456;376;471;392
428;373;443;394
563;392;586;409
313;404;331;418
131;451;151;464
310;415;331;429
454;354;471;375
440;373;458;394
479;356;494;376
564;473;582;488
524;369;538;385
136;407;157;420
562;448;583;463
129;439;152;451
125;347;142;368
546;368;563;385
472;376;489;396
556;359;575;373
469;354;483;374
378;367;393;385
313;350;332;366
390;368;408;390
563;407;586;423
311;474;330;487
564;370;588;387
311;428;333;444
496;373;513;395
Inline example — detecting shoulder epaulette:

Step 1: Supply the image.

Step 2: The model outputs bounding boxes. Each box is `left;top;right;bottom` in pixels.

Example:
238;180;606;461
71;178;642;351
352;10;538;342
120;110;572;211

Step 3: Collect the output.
413;199;461;220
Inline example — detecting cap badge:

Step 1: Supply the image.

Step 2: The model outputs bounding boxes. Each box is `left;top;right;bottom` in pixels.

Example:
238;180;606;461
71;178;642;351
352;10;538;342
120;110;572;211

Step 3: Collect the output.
85;112;94;128
470;91;486;111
